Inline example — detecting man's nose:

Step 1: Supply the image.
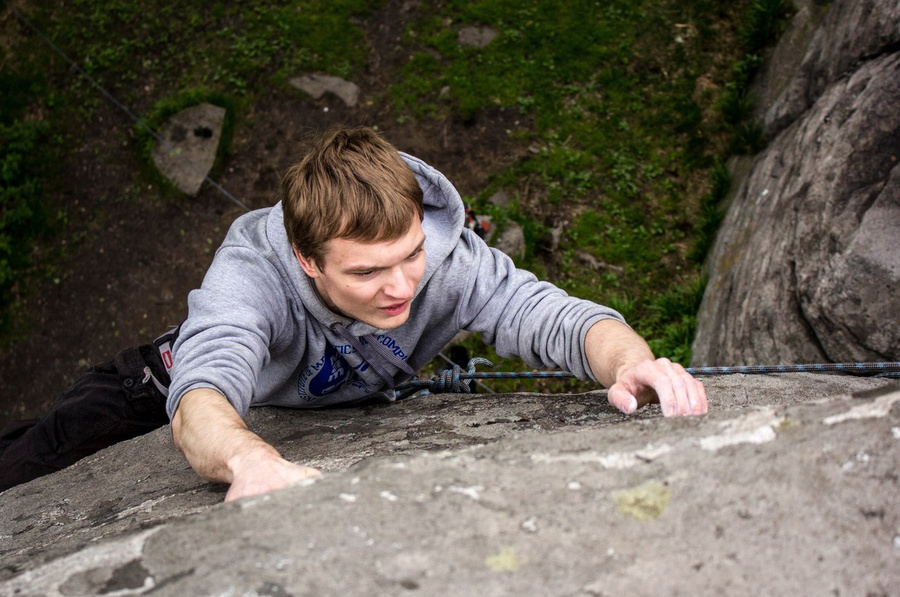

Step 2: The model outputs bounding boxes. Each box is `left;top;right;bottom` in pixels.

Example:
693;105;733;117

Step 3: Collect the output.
383;267;415;299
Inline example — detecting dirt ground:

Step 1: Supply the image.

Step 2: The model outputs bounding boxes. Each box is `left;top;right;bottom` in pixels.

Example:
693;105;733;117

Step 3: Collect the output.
0;1;533;428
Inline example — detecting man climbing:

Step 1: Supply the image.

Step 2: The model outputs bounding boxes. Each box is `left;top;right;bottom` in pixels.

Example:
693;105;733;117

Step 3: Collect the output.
0;127;706;498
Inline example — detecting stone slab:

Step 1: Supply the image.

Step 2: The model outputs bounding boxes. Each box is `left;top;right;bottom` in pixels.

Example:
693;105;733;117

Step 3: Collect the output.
457;26;498;48
150;103;226;196
289;74;360;107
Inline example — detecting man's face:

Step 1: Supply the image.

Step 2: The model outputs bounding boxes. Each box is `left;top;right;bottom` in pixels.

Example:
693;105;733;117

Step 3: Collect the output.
296;217;427;329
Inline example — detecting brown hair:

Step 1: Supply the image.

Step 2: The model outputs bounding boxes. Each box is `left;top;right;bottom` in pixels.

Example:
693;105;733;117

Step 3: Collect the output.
281;127;424;267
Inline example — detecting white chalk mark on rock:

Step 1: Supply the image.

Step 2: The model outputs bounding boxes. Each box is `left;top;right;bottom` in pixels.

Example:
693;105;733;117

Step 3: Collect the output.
823;392;900;425
448;485;483;500
700;408;781;452
115;495;174;520
531;443;672;469
521;516;539;533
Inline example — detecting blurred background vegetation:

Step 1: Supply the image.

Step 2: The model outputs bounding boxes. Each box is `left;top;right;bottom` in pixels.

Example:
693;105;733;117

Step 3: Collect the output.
0;0;791;391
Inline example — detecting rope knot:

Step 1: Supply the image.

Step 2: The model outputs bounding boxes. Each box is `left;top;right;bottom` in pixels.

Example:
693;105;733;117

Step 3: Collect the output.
427;357;494;394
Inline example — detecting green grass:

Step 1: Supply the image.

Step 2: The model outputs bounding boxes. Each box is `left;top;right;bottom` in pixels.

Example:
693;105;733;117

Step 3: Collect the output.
27;0;376;96
391;1;720;363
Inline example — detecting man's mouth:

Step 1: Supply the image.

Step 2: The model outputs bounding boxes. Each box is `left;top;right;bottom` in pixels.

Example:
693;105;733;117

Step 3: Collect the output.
380;301;408;316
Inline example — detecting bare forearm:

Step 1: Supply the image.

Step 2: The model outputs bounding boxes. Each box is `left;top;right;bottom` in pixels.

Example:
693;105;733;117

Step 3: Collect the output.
584;319;654;387
171;388;278;484
171;387;321;501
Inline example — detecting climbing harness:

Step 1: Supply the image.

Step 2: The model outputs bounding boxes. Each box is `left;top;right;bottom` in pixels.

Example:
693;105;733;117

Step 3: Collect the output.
400;358;900;397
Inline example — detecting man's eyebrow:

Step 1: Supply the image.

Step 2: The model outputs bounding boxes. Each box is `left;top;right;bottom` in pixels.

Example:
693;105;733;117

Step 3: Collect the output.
344;262;382;274
344;237;426;274
408;237;426;257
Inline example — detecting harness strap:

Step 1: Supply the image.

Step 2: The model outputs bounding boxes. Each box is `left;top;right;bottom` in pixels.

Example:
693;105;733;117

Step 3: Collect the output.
149;325;181;396
142;366;170;397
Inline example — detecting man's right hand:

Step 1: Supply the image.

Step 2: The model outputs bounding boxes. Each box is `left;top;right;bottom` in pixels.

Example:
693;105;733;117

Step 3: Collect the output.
171;388;320;502
224;448;320;502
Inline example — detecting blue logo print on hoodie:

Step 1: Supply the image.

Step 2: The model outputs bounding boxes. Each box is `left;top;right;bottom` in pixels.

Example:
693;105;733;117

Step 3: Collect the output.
299;343;351;400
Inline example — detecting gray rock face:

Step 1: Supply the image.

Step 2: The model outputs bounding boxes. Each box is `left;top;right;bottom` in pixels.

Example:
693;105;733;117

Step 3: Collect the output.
764;0;900;139
1;375;898;596
692;0;900;366
150;103;226;196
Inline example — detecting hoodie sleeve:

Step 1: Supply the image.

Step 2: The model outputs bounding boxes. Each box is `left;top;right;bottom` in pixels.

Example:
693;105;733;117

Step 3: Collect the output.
165;245;297;419
449;230;626;381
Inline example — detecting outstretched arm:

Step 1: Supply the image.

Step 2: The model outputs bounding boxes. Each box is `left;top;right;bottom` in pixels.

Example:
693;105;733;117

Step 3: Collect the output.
171;388;321;501
585;319;707;416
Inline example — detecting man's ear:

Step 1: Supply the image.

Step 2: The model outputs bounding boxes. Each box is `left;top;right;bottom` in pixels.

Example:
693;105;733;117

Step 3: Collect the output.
293;247;320;278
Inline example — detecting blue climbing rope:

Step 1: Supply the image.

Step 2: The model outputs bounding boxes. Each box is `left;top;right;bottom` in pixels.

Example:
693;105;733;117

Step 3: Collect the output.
399;359;900;396
686;362;900;377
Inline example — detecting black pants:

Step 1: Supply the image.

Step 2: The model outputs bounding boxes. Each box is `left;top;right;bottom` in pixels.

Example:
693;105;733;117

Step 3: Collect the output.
0;344;170;492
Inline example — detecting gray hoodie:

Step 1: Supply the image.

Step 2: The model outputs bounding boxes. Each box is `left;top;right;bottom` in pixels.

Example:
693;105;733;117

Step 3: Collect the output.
166;153;625;419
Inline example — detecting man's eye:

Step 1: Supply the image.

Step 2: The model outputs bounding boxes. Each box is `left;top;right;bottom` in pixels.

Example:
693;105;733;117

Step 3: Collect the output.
409;248;423;260
354;270;375;277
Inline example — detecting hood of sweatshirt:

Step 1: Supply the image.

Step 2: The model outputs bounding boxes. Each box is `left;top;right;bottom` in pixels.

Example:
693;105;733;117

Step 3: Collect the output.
264;151;466;340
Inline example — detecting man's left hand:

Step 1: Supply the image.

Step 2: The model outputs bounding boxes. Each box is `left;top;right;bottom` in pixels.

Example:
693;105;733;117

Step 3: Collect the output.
607;357;707;416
